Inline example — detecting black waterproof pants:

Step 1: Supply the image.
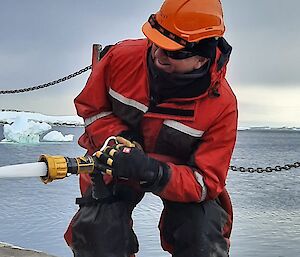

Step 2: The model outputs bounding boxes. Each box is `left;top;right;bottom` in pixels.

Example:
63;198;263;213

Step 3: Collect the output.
70;184;230;257
71;183;143;257
160;200;230;257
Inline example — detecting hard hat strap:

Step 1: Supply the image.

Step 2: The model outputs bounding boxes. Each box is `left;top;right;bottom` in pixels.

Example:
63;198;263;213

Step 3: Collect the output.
148;14;197;49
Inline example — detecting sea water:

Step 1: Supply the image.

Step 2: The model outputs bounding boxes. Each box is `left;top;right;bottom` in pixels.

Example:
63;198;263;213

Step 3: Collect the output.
0;126;299;257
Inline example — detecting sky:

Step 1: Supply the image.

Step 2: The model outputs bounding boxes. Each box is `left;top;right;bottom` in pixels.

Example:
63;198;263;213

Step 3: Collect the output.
1;0;300;127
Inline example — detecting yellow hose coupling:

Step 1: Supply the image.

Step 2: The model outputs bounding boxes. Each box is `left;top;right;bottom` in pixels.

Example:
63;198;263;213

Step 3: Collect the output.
39;154;68;184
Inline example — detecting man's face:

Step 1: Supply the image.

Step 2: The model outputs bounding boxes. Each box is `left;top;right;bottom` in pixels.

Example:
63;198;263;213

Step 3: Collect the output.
151;44;208;74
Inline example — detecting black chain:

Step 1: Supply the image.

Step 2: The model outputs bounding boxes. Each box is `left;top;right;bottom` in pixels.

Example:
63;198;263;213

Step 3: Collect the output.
229;162;300;173
0;65;92;94
1;64;300;174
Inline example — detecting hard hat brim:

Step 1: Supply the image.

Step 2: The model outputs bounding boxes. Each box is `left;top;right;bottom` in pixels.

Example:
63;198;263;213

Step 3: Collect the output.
142;21;185;51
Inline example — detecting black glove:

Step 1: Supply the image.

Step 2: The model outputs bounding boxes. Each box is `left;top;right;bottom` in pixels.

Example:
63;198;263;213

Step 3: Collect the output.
94;137;170;192
90;172;113;200
118;130;144;149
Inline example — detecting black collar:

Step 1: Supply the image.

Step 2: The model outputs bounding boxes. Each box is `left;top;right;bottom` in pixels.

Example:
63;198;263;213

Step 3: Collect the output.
147;51;211;104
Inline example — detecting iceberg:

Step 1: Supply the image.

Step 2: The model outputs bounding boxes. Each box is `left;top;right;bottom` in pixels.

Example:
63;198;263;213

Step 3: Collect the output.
1;114;75;144
3;116;51;144
42;131;74;142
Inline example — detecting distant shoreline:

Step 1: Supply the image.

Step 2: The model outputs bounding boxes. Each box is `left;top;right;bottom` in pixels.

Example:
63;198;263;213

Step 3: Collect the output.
1;110;300;131
1;122;300;132
0;110;84;127
0;121;83;127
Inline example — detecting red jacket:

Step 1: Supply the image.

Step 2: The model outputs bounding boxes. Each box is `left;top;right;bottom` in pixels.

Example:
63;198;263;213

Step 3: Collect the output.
74;38;237;203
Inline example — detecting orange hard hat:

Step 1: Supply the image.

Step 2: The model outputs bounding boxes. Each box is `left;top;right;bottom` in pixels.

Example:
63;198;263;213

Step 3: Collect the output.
142;0;225;51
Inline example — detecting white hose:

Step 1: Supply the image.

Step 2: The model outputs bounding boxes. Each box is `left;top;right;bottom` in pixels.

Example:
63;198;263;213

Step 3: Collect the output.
0;162;47;178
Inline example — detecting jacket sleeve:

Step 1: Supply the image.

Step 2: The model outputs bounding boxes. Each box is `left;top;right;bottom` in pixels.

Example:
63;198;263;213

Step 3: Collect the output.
157;100;238;203
74;49;129;194
74;49;129;155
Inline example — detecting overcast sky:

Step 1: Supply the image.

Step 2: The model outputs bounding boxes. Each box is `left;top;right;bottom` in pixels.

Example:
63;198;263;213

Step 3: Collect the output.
1;0;300;127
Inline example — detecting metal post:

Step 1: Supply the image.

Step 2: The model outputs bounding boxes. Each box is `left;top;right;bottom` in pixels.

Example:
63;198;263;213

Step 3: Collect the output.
92;44;102;70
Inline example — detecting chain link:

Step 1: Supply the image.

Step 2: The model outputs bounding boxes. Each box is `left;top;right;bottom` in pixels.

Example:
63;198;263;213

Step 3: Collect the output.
229;162;300;173
0;65;92;95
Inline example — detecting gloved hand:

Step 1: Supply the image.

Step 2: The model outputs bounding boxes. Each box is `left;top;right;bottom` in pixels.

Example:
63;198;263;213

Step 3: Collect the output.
94;137;170;192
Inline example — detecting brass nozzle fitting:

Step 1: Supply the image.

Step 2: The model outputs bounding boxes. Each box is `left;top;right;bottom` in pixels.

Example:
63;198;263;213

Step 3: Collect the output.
39;154;68;184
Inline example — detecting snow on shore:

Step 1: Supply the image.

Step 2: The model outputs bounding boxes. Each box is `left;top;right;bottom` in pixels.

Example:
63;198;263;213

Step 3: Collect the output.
0;110;83;126
0;110;82;143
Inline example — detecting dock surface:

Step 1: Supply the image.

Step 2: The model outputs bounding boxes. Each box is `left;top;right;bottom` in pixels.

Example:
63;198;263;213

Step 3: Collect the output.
0;243;57;257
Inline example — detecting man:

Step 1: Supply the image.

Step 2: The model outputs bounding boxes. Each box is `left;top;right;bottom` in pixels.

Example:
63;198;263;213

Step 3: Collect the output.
65;0;237;256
